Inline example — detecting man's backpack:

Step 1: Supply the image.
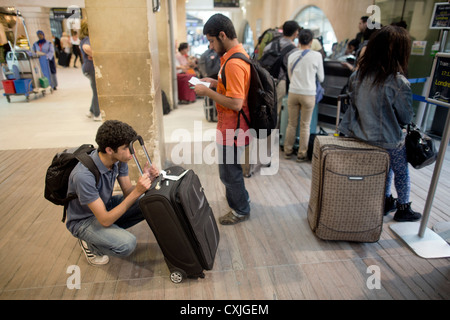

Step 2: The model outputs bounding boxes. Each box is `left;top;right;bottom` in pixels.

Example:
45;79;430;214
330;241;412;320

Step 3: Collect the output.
44;144;100;222
254;28;283;61
221;52;278;139
259;39;296;79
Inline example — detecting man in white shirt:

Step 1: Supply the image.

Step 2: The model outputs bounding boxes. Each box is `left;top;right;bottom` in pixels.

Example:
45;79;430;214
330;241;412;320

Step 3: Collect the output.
285;29;325;162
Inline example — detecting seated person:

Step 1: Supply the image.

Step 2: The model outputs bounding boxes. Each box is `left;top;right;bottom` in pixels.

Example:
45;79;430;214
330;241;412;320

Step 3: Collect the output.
176;42;197;104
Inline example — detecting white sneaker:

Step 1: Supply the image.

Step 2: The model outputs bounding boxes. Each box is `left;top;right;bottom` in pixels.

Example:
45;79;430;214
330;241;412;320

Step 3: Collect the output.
86;111;94;118
93;114;102;122
78;239;109;266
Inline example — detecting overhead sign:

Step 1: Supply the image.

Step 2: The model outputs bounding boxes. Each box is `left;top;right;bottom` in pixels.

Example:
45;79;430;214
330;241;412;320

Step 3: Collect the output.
52;8;82;21
429;2;450;29
426;52;450;108
214;0;240;8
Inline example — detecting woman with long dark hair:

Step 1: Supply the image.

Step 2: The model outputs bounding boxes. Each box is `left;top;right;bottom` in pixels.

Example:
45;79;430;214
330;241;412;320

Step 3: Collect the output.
339;25;421;222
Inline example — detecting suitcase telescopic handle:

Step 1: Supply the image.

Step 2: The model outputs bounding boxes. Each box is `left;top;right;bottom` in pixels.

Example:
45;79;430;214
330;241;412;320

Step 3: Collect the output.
129;135;152;176
335;94;349;137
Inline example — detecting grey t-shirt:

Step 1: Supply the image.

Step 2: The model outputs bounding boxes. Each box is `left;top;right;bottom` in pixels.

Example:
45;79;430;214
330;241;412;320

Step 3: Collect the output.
80;36;94;74
65;150;128;234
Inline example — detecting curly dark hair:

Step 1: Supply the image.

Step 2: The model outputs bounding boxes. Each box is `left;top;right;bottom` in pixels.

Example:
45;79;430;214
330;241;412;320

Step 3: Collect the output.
95;120;137;153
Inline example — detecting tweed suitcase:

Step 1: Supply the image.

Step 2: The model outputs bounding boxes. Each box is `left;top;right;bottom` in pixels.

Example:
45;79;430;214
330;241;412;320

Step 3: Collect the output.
307;135;390;242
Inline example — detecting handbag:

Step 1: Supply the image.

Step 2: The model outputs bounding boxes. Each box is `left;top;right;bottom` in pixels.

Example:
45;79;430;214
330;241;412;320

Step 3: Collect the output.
291;49;324;103
405;123;437;169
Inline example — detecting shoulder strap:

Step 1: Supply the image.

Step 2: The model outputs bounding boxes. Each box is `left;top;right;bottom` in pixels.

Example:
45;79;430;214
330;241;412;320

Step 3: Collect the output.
280;43;296;56
290;49;310;75
220;52;252;136
278;44;297;74
221;52;251;89
61;152;100;223
75;153;101;185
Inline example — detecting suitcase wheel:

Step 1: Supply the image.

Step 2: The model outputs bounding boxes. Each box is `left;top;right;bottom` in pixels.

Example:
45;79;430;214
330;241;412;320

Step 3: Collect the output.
170;269;186;284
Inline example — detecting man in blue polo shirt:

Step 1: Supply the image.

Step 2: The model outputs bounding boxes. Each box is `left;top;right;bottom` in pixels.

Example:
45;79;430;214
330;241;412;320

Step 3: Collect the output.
66;120;159;265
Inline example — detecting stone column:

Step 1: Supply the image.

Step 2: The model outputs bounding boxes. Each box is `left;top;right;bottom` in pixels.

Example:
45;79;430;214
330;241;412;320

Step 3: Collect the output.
84;0;166;182
156;0;174;109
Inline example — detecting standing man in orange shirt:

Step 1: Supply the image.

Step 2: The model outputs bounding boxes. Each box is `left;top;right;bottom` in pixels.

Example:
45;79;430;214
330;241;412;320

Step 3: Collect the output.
194;14;251;225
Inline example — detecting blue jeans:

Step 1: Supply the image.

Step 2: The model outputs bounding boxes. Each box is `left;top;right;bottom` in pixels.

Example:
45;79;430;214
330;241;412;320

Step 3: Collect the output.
84;70;100;117
73;196;144;257
217;144;251;216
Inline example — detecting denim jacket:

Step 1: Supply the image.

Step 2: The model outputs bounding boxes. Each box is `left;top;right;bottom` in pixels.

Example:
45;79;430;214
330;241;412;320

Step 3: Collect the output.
338;72;413;149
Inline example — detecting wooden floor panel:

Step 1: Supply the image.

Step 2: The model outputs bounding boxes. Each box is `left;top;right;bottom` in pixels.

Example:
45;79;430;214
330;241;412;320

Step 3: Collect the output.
0;144;449;300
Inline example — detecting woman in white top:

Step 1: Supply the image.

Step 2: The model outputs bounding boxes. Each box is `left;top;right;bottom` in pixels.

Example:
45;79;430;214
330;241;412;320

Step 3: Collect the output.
285;29;325;162
71;30;82;68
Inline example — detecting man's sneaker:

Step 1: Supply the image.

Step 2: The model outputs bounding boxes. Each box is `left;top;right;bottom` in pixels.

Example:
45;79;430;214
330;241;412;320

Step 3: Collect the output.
219;210;249;225
393;202;422;222
93;114;103;122
78;239;109;266
384;195;397;216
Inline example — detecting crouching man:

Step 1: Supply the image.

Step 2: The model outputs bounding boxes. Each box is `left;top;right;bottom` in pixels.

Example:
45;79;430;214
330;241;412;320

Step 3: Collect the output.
66;120;159;265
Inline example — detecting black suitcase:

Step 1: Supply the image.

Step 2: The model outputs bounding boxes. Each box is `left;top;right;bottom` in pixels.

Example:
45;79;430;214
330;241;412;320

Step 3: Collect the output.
130;136;220;283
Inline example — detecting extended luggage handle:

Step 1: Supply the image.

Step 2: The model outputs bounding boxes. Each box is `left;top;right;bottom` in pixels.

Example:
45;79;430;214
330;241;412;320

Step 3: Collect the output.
335;94;350;137
129;136;152;176
129;136;190;184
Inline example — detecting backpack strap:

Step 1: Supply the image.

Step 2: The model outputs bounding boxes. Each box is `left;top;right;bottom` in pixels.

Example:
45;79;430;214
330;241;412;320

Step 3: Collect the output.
221;52;251;89
75;153;101;185
221;52;252;134
279;44;296;73
61;152;100;223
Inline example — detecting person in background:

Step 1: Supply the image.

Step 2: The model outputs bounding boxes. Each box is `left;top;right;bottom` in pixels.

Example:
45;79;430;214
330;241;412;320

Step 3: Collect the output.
262;20;299;115
198;42;220;79
355;16;369;46
71;30;83;68
79;20;102;121
52;35;61;59
176;42;197;104
32;30;58;90
59;32;72;68
338;25;421;222
176;42;196;75
285;29;324;162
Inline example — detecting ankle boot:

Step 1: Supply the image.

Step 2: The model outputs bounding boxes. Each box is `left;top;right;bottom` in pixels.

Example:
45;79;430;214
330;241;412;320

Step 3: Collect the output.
393;202;422;222
384;195;397;216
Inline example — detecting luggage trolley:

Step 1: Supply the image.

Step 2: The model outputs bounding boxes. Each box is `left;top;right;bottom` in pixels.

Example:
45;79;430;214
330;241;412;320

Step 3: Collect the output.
4;50;53;102
203;87;217;122
204;96;218;122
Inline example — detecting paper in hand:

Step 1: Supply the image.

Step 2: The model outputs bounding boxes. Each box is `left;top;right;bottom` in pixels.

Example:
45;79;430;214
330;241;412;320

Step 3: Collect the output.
188;77;211;88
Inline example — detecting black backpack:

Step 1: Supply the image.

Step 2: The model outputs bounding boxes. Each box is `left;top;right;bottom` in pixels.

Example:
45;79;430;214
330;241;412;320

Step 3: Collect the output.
259;39;296;79
221;52;278;139
44;144;100;222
